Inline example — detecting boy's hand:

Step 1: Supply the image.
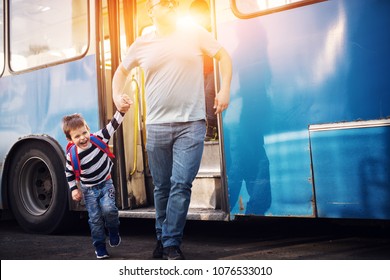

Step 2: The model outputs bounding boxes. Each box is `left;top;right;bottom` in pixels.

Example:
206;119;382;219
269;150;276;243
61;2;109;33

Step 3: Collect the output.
71;189;82;202
116;94;133;113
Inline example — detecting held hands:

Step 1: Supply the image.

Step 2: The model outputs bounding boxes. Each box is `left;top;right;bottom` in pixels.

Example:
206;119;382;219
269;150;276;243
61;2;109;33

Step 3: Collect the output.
115;94;133;113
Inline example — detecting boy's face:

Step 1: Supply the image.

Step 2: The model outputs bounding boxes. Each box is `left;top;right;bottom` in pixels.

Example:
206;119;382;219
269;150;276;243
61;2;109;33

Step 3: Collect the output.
68;125;91;150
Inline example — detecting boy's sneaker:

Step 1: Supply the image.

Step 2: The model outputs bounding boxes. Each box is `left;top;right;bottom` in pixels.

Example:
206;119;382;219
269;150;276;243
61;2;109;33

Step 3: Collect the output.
152;240;163;258
163;246;185;260
109;229;121;247
95;245;110;259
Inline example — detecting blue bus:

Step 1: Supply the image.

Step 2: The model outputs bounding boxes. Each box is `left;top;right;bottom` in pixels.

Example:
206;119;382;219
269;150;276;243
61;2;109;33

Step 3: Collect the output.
0;0;389;234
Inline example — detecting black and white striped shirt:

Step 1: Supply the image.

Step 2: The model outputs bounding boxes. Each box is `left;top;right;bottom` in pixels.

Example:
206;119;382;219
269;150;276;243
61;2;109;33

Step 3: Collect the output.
65;111;125;191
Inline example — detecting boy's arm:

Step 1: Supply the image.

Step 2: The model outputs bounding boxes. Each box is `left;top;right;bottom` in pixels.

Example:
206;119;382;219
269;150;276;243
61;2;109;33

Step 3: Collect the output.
65;155;77;190
95;110;127;142
65;155;82;201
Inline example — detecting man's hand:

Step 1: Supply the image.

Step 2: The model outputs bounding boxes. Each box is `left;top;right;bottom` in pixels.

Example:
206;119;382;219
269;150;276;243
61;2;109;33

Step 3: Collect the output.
214;88;230;114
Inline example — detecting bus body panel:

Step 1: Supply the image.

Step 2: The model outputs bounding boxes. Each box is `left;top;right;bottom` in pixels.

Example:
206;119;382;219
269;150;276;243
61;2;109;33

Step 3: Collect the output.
0;55;100;208
216;0;390;218
0;55;99;142
310;124;390;220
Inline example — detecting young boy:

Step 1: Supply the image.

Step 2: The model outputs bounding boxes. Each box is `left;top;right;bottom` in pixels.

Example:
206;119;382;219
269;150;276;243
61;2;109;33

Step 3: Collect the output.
62;94;132;259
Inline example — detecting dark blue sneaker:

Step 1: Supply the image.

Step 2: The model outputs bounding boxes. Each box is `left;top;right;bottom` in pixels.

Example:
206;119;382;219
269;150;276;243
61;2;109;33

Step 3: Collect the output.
95;245;110;259
109;229;121;247
153;240;163;258
163;246;185;260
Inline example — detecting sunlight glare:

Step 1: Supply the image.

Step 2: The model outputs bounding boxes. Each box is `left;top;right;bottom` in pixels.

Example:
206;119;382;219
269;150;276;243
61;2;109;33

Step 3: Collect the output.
177;15;197;27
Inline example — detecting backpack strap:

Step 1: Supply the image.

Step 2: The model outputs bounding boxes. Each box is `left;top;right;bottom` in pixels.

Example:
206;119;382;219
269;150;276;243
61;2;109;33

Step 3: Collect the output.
90;134;115;159
67;144;81;182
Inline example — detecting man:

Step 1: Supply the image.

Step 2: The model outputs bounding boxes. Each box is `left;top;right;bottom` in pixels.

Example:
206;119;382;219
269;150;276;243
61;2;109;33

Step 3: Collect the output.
112;0;232;260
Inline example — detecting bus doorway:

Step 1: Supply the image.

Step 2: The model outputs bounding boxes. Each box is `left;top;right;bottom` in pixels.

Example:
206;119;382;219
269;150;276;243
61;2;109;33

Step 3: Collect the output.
113;0;228;220
100;0;149;212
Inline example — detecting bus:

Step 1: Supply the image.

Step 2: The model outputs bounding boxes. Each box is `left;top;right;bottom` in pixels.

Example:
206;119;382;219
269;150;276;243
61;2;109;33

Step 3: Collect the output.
1;0;389;234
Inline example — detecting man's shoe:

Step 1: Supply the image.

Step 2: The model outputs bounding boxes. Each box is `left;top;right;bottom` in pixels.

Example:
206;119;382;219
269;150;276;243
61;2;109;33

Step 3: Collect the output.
95;245;110;259
109;228;121;247
152;240;163;258
163;246;185;260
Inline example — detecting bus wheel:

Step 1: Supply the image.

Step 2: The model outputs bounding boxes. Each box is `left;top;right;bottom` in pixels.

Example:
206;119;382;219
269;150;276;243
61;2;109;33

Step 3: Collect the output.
8;141;70;234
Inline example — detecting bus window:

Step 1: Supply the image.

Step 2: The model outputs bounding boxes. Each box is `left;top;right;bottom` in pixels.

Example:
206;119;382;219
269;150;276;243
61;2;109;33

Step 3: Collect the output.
236;0;302;13
9;0;88;72
0;1;3;74
232;0;323;18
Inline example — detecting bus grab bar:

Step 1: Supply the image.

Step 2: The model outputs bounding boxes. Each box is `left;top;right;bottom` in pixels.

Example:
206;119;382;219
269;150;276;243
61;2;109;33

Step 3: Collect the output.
129;76;139;176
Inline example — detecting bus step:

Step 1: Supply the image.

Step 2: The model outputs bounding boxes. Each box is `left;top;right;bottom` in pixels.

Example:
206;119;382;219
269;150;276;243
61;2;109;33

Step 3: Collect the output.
199;140;220;174
191;173;221;209
118;207;228;221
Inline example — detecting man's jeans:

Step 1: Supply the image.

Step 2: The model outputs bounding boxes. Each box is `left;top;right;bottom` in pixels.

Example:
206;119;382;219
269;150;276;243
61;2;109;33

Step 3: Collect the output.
81;179;119;248
146;120;206;248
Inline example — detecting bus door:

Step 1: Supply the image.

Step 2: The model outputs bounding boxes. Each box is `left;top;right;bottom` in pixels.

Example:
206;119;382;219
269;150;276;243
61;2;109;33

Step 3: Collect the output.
100;0;148;211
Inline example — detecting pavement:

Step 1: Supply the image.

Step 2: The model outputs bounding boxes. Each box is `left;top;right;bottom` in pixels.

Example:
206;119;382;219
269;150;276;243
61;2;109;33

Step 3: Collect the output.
1;215;390;260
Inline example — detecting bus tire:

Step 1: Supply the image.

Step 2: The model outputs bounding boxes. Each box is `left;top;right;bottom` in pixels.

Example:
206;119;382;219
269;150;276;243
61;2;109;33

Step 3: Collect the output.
8;141;71;234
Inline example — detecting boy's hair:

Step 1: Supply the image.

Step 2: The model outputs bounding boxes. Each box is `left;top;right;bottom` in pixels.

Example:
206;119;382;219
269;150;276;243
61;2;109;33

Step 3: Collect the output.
62;113;90;140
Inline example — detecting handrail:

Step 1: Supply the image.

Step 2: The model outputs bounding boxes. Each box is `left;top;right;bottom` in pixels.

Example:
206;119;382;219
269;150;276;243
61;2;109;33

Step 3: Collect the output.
129;76;139;176
140;69;147;155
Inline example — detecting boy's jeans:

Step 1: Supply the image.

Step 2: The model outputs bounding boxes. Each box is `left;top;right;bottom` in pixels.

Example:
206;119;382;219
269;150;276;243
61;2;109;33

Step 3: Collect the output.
81;179;119;248
146;120;206;248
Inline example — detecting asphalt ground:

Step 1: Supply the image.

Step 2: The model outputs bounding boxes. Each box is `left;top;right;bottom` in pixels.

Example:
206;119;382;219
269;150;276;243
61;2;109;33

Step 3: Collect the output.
1;215;390;260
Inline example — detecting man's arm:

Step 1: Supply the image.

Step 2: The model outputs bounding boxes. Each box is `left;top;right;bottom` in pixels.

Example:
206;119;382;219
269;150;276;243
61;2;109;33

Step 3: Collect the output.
112;63;132;112
213;47;232;114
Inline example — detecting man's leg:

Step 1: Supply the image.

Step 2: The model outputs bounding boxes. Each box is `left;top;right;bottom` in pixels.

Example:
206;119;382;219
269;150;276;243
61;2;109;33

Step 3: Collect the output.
146;124;174;242
163;120;206;248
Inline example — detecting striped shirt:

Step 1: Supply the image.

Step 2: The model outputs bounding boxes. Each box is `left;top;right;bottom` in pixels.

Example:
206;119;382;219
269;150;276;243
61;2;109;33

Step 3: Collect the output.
65;111;124;191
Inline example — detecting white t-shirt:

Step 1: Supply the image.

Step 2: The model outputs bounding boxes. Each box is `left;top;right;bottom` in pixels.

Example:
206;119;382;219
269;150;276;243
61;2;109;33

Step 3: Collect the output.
121;24;222;124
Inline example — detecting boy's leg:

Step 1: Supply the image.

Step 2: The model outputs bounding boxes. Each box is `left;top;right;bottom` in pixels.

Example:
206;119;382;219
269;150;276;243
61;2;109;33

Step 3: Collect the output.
82;186;109;258
100;179;121;247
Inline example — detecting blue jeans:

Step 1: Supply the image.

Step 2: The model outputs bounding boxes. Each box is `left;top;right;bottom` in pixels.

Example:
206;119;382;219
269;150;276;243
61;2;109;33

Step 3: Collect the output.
146;120;206;248
81;179;119;248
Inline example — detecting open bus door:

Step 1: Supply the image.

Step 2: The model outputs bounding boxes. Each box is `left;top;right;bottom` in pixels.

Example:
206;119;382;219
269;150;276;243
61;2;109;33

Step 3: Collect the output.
103;0;229;220
101;0;149;212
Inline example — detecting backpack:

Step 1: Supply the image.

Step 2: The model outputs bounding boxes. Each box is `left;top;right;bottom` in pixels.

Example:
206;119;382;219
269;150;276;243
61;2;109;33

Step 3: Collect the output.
66;134;115;181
